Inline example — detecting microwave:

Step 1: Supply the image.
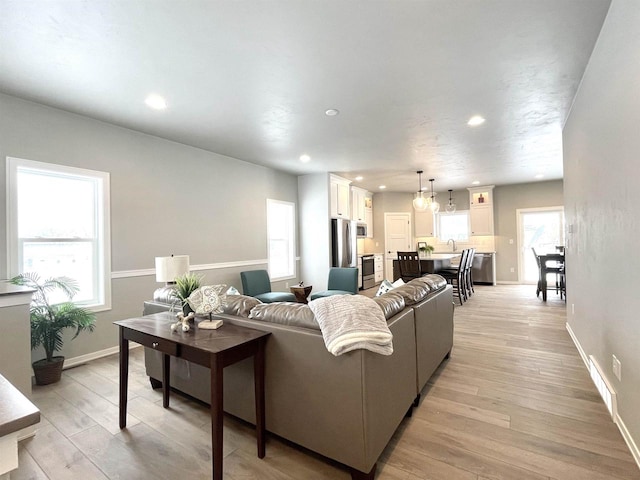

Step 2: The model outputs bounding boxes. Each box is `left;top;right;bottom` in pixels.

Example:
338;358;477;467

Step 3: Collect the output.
356;223;368;237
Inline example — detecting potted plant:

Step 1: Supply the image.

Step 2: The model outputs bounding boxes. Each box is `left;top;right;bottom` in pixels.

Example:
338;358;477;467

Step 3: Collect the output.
418;243;435;258
9;273;96;385
174;272;203;315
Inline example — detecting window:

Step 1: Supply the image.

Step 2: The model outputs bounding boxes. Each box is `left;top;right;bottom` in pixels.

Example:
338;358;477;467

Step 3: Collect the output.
266;199;295;280
437;210;470;243
7;157;111;310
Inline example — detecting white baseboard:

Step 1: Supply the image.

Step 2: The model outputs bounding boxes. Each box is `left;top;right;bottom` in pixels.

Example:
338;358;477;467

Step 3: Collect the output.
566;322;640;470
496;280;521;285
63;344;141;369
565;322;589;368
615;413;640;470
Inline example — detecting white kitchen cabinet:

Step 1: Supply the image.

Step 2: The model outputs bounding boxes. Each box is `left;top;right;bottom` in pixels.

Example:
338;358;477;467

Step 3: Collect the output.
351;186;367;222
414;210;435;237
330;174;351;218
365;207;373;237
374;254;384;282
467;185;495;236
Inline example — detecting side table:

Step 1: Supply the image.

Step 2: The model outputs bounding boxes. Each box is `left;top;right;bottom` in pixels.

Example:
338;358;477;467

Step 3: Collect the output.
290;285;312;303
115;313;271;480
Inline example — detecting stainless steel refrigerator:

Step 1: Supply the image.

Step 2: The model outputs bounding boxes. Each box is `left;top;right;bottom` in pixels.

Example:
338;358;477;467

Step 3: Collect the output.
331;218;357;268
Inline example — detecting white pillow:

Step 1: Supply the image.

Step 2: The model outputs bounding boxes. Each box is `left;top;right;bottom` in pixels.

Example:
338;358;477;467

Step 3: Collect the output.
375;279;394;297
392;278;405;288
226;286;240;295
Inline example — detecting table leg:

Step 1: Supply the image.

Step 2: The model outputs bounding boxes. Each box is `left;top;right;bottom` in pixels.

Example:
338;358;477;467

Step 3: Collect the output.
255;338;267;458
210;354;224;480
162;353;170;408
541;272;548;301
119;327;129;429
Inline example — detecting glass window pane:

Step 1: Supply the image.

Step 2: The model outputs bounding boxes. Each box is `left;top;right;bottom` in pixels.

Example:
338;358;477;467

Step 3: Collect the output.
22;241;96;304
267;200;295;279
438;212;469;242
17;169;96;238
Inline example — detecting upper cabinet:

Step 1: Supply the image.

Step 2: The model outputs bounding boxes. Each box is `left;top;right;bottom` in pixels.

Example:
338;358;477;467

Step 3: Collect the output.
364;193;373;238
467;185;495;235
330;174;351;218
351;186;367;223
415;210;435;237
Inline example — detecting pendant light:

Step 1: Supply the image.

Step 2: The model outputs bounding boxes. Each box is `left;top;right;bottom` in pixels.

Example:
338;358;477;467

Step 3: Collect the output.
446;189;456;213
412;171;429;211
428;178;440;214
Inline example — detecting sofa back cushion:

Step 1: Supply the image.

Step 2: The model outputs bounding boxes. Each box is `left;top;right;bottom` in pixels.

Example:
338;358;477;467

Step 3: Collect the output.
411;274;447;292
249;302;320;330
392;281;431;306
223;294;262;317
373;292;406;320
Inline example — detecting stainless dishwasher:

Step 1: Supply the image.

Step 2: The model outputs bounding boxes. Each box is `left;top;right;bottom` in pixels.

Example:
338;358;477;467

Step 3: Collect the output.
472;252;496;285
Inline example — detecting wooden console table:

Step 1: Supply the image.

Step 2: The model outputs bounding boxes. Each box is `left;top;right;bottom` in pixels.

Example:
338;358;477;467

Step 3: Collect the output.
115;313;271;480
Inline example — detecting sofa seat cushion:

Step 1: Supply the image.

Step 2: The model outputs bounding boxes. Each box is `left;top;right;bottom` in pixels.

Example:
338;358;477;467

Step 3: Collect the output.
249;302;319;330
223;294;262;317
255;292;297;303
373;292;406;320
310;290;354;300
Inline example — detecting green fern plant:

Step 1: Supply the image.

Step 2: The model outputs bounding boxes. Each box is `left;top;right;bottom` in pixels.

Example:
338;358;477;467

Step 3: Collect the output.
9;273;96;363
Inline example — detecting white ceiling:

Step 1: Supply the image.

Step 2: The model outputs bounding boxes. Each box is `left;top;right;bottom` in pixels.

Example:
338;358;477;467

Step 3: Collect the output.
0;1;610;193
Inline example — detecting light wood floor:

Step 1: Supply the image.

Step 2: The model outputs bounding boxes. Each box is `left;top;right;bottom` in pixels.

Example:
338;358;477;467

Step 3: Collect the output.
13;285;640;479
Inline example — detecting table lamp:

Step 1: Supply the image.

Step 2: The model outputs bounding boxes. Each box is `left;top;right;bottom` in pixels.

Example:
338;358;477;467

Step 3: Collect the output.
153;254;190;303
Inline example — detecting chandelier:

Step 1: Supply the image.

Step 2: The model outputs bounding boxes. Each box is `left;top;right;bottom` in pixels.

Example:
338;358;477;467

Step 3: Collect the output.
446;189;456;213
428;178;440;213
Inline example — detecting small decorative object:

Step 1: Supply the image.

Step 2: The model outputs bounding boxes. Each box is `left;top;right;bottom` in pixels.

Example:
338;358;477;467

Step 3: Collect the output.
478;193;485;203
9;273;96;385
171;311;195;332
418;242;434;258
186;284;228;329
175;272;204;315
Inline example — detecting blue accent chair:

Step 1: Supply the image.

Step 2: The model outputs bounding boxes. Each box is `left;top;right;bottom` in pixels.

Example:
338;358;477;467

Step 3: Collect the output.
310;267;359;300
240;270;296;303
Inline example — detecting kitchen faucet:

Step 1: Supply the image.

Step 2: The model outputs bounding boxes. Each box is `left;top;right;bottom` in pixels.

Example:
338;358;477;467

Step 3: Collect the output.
447;238;457;252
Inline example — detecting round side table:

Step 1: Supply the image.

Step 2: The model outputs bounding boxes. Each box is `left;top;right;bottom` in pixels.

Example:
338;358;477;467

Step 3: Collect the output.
289;285;312;304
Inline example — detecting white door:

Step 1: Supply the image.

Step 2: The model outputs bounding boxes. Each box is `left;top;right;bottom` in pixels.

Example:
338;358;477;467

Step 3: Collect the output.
384;213;412;280
517;207;564;283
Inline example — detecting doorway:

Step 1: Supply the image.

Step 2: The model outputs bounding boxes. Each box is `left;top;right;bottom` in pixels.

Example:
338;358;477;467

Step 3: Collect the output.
517;207;564;283
384;212;412;280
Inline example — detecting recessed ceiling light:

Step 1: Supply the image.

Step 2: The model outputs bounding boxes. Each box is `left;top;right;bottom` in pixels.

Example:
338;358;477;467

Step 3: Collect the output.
379;185;386;190
472;180;480;185
145;94;167;110
355;176;363;181
467;115;485;126
299;154;311;163
325;109;340;116
535;173;544;179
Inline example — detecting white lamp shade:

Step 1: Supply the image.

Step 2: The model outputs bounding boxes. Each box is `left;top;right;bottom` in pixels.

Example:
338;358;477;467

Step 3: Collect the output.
155;255;190;282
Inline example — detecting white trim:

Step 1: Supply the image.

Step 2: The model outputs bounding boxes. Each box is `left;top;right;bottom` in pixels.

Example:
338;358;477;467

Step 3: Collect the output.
496;280;520;285
615;413;640;470
266;199;297;281
110;258;277;279
566;322;640;469
565;322;589;368
63;343;141;369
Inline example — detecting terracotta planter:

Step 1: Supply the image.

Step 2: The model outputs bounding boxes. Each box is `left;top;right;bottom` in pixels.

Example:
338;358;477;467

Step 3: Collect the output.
32;356;64;385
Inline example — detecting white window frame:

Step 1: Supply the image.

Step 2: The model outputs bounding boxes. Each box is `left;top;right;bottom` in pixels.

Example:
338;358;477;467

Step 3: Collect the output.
6;157;112;311
266;199;296;281
436;209;470;244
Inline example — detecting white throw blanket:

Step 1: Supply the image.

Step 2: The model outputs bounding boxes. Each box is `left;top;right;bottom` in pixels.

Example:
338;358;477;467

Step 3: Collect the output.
308;295;393;356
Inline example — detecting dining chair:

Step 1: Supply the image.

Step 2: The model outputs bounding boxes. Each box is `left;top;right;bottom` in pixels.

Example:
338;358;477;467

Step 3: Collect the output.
240;270;296;303
397;251;422;282
532;248;564;301
438;249;469;305
310;267;359;300
464;247;476;297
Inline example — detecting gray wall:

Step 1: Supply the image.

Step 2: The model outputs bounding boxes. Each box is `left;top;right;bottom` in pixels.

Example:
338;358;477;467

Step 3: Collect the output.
494;180;564;282
0;93;298;361
563;0;639;453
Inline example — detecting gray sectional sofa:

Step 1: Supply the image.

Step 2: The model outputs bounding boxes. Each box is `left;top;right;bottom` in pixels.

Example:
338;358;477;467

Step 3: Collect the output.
142;275;454;479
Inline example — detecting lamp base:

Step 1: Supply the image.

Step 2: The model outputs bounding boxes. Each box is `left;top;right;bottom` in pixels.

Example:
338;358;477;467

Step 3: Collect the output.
153;285;179;304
